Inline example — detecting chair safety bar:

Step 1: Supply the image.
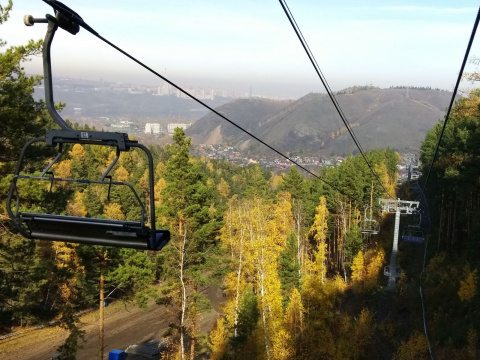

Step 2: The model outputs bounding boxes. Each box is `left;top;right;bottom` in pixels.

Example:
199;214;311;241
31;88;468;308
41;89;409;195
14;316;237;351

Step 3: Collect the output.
7;138;170;251
19;213;169;250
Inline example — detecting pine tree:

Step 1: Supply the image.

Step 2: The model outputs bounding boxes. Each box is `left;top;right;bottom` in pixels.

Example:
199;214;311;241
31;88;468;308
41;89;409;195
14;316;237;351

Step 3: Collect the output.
159;128;221;360
0;0;50;165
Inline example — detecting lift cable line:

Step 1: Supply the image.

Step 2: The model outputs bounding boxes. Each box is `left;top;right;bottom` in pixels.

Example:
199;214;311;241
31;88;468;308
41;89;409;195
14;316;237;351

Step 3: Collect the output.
279;0;393;199
40;0;361;204
421;7;480;194
413;181;435;360
278;0;365;155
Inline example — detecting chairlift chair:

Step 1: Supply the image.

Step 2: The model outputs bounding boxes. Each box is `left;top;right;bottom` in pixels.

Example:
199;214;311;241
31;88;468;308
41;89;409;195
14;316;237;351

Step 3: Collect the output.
401;226;425;244
7;1;170;251
361;219;380;235
360;206;380;235
401;210;424;243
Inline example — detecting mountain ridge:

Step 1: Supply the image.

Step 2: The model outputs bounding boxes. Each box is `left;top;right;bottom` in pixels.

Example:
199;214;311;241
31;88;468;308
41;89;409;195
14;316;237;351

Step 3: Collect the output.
186;88;453;156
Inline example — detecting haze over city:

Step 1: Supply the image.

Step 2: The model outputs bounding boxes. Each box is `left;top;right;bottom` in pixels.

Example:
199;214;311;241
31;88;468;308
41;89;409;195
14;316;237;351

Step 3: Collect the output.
3;0;480;98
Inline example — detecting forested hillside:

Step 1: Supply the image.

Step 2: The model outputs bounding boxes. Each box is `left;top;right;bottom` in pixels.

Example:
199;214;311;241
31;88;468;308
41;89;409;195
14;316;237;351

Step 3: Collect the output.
1;1;479;360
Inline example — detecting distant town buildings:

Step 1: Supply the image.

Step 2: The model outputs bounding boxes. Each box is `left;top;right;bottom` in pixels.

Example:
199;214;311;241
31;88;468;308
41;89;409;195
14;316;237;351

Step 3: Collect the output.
110;120;133;131
144;122;192;135
155;83;235;100
145;123;162;135
193;144;331;172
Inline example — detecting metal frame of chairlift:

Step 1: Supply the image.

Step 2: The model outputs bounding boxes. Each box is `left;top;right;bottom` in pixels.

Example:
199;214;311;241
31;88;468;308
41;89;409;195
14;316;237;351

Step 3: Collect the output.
360;182;380;235
6;1;170;250
379;198;420;291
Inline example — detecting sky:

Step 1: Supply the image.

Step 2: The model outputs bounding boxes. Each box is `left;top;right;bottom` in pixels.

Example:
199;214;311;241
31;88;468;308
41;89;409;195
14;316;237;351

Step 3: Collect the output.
2;0;480;98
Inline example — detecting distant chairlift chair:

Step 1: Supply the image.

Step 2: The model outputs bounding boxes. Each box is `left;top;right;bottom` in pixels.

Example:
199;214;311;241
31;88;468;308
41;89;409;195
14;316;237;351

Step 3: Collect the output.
401;226;425;244
7;1;170;251
401;211;424;244
360;206;380;235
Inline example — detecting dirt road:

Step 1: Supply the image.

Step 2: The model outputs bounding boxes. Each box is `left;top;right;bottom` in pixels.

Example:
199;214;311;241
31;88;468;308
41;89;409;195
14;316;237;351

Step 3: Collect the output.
0;287;223;360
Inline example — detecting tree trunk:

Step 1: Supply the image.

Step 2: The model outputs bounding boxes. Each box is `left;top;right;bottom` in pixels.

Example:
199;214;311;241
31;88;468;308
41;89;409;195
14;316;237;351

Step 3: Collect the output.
294;201;303;276
179;228;187;360
189;285;197;360
256;201;270;360
438;189;444;252
233;207;245;338
99;254;105;360
259;259;270;360
446;198;452;252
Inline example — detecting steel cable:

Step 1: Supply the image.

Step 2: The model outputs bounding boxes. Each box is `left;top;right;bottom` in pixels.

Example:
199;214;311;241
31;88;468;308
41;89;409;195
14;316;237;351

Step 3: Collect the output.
44;2;363;204
279;0;393;198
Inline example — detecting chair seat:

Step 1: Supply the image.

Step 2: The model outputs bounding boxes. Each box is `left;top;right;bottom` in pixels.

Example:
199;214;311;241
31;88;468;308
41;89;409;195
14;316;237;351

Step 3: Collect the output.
402;235;424;243
18;212;169;250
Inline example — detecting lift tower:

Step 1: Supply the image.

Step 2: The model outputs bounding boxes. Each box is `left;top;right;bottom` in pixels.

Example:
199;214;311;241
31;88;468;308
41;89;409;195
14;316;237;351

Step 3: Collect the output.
379;198;420;291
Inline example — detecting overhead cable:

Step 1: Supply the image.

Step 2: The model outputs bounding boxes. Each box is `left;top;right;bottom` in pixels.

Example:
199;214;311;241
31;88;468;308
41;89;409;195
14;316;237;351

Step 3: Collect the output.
421;7;480;193
416;183;434;360
279;0;393;199
45;2;362;204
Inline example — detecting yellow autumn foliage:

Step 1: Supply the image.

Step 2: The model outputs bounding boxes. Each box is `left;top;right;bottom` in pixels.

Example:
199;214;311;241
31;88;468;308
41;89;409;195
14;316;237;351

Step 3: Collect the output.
103;203;125;220
106;151;117;168
53;241;84;304
206;160;214;172
155;178;167;206
324;274;347;305
455;89;480;118
351;248;385;293
69;143;86;158
271;328;293;360
458;268;477;302
208;317;229;360
52;159;72;179
393;331;428;360
310;196;328;245
284;287;305;333
374;162;396;197
138;170;150;194
273;192;294;242
365;248;385;291
206;177;215;188
351;250;365;282
66;191;88;217
352;308;375;358
269;174;283;190
309;196;329;282
155;162;165;179
466;327;478;358
114;165;129;182
217;178;230;199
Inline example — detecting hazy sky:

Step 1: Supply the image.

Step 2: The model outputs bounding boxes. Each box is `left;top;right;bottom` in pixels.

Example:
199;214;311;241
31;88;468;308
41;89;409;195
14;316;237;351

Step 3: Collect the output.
2;0;480;98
